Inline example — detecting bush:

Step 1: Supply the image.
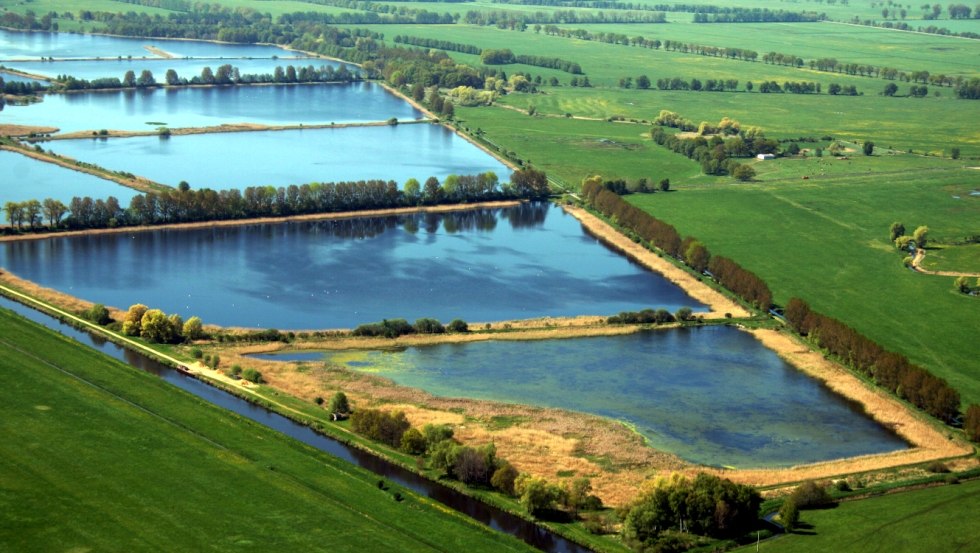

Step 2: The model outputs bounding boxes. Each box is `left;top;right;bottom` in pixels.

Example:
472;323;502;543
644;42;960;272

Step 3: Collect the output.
447;319;469;333
790;481;834;509
242;368;263;384
964;404;980;442
328;391;350;414
82;303;112;325
779;498;800;531
190;347;203;359
926;461;950;474
400;428;427;455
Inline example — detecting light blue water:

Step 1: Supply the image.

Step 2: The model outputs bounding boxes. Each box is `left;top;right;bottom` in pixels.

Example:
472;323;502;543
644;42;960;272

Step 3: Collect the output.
0;203;705;328
0;150;138;205
0;28;298;60
0;83;422;132
45;124;511;189
3;57;329;81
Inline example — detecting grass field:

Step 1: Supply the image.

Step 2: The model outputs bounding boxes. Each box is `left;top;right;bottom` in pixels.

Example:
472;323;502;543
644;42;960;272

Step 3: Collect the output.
741;480;980;552
921;243;980;273
456;105;717;186
628;168;980;405
0;308;534;552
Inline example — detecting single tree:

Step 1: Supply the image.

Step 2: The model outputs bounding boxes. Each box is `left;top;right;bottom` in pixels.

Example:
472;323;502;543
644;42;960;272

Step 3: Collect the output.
182;316;204;340
913;225;929;248
883;82;899;96
862;141;875;156
733;164;756;181
889;222;906;242
659;178;670;192
328;391;351;414
950;147;960;160
779;498;800;532
965;404;980;442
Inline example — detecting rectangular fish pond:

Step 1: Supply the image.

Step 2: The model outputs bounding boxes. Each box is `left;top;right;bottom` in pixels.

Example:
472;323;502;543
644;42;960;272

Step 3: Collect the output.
0;203;706;328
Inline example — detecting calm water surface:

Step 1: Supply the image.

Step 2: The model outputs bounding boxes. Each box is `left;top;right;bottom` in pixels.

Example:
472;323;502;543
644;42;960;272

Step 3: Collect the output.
46;124;512;188
0;150;138;204
2;83;423;132
5;57;324;81
0;28;297;60
0;69;43;83
0;203;704;328
285;326;907;468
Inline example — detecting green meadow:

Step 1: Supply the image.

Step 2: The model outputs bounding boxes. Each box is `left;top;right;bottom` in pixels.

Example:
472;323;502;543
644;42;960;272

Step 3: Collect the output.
628;168;980;404
456;106;716;186
0;309;533;553
921;243;980;273
742;479;980;552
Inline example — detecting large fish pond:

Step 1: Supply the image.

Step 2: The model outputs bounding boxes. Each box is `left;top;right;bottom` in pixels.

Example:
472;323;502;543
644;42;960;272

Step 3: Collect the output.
252;326;908;468
0;203;705;328
44;124;512;189
1;83;423;133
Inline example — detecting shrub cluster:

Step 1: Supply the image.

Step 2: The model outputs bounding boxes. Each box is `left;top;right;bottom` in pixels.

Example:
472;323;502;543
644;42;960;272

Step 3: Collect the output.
119;303;205;345
622;473;761;547
352;318;469;338
350;408;411;448
785;298;960;422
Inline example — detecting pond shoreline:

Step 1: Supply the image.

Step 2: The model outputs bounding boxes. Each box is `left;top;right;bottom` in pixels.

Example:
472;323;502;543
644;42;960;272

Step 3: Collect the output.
0;200;524;243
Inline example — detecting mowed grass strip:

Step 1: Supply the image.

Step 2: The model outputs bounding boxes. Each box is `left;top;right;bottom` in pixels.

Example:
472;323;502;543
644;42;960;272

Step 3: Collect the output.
740;479;980;552
0;309;534;553
628;169;980;404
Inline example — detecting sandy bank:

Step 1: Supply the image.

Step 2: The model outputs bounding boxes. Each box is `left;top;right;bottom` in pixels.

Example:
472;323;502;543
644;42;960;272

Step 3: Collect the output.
0;200;524;243
715;328;974;486
561;205;750;318
0;144;159;193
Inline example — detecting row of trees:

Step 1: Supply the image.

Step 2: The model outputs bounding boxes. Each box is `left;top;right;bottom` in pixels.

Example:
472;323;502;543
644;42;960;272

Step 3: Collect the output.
784;298;960;422
461;8;667;27
607;307;695;325
6;168;551;232
692;8;825;22
651;77;740;92
55;63;358;92
582;181;772;309
120;303;205;344
352;317;469;338
479;49;584;74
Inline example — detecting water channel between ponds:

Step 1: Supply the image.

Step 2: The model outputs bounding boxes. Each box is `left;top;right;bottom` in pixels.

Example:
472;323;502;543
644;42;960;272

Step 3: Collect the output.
2;83;424;133
0;203;704;328
0;296;588;553
251;326;909;468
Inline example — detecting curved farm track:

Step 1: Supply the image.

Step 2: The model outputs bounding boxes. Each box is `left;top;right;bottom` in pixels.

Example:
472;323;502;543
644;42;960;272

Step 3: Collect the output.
911;248;980;278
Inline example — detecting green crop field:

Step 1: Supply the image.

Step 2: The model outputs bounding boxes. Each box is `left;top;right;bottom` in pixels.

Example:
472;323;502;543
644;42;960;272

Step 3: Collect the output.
0;309;533;553
741;480;980;552
628;168;980;404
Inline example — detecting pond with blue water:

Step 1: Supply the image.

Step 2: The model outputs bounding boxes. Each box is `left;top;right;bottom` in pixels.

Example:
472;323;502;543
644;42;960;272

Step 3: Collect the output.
1;82;423;132
0;203;705;329
0;150;138;205
254;326;908;468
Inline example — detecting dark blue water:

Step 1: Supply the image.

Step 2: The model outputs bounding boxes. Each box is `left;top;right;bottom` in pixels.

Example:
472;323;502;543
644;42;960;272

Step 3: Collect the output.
0;296;589;553
279;327;908;468
0;203;705;328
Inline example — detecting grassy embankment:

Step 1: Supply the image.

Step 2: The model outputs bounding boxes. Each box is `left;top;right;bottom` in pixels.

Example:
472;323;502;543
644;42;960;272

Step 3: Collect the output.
627;170;980;404
739;478;980;552
0;307;537;552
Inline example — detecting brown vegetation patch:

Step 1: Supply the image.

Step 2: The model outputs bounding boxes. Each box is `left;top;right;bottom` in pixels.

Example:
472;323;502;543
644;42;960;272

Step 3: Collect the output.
562;205;749;318
0;269;123;320
0;124;59;137
212;341;688;506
